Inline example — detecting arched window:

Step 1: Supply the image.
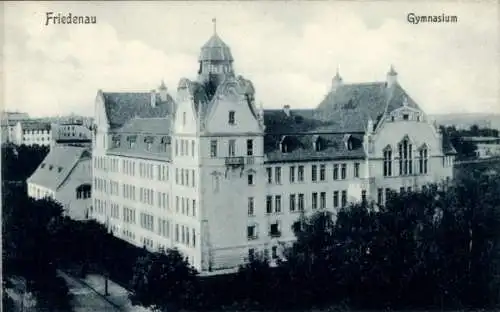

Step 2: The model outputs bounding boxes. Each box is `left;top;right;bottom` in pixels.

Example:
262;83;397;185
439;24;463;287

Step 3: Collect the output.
76;184;92;199
398;136;413;175
383;145;392;177
419;145;429;174
312;135;322;151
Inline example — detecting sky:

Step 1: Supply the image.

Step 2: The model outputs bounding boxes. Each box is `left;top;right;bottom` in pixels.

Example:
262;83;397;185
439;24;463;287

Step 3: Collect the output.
3;1;500;117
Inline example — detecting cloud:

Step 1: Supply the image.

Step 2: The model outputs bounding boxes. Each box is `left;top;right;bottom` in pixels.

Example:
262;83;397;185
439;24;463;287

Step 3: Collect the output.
3;1;499;117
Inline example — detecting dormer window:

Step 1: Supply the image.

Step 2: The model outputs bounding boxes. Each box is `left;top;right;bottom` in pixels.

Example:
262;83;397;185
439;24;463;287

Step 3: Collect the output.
312;135;322;151
112;135;121;148
343;134;353;150
160;136;170;153
280;136;290;153
127;135;137;149
228;111;235;125
41;163;46;168
391;116;395;122
49;165;53;170
58;167;63;173
144;136;154;152
403;114;409;121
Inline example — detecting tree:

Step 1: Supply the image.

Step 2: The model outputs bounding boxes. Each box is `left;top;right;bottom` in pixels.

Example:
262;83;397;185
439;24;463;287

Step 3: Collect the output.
129;249;199;310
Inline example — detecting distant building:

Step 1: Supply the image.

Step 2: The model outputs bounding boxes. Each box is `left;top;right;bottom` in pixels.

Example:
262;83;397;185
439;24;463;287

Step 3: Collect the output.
51;121;92;148
462;136;500;158
1;111;30;144
27;145;93;220
91;26;456;275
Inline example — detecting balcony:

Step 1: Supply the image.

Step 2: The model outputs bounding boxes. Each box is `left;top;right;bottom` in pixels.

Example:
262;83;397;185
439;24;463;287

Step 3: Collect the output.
269;231;282;238
246;156;255;165
225;156;244;166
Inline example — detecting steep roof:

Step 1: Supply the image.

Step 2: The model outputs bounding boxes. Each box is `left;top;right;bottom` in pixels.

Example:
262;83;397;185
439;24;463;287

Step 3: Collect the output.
315;82;420;132
102;92;175;129
27;145;90;190
199;34;234;62
265;133;365;163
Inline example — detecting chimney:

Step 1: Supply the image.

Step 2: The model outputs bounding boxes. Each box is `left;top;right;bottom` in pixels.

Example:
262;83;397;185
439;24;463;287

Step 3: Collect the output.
386;65;398;88
283;105;291;117
150;90;157;107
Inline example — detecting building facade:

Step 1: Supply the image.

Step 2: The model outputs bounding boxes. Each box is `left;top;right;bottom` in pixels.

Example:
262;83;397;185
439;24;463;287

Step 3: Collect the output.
463;136;500;158
27;145;93;220
91;29;456;274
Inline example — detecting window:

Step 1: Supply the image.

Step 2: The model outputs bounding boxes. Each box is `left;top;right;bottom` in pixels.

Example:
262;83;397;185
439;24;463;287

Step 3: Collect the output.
228;139;235;157
191;140;195;157
383;147;393;177
407;187;412;193
275;167;281;184
266;196;273;214
248;197;254;216
361;190;367;203
275;195;281;213
228;111;235;125
266;167;272;183
398;137;413;175
419;147;428;174
377;188;383;205
333;164;339;180
298;166;304;182
320;192;326;209
247;139;253;156
333;191;339;208
210;140;217;157
289;194;296;212
385;188;391;203
341;190;347;207
298;193;304;211
403;114;409;121
272;246;278;259
248;248;255;261
269;222;281;237
311;165;317;182
354;162;360;178
320;164;326;181
183;112;187;125
289;166;295;183
247;173;254;185
341;164;347;179
247;225;256;240
312;192;318;209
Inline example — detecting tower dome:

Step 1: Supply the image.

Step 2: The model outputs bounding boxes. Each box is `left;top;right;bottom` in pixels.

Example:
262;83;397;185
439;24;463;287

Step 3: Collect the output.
199;33;234;62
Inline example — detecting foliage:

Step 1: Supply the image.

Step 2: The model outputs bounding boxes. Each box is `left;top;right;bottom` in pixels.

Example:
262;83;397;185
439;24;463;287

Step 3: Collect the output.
440;125;478;159
1;143;49;181
129;249;199;310
227;170;500;310
2;183;72;311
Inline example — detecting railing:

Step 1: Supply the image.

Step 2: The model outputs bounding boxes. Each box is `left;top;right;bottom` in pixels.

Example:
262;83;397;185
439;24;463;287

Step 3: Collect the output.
246;156;255;165
225;156;244;166
269;231;282;238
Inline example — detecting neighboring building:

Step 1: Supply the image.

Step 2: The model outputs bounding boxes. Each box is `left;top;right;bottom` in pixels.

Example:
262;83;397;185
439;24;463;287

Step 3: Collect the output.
18;121;53;146
462;136;500;158
27;145;93;220
91;27;456;275
1;111;30;144
51;121;92;148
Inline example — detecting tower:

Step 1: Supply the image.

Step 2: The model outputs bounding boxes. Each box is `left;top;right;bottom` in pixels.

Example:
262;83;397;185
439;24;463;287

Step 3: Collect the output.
386;65;398;88
197;18;235;87
332;66;343;92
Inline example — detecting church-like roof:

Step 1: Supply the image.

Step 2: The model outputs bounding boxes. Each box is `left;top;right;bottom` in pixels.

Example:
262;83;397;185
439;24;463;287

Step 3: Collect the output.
27;145;91;190
102;92;175;129
199;34;234;62
315;82;421;132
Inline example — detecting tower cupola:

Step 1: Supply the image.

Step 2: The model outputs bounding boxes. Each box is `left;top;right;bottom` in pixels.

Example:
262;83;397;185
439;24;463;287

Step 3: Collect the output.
198;18;235;85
